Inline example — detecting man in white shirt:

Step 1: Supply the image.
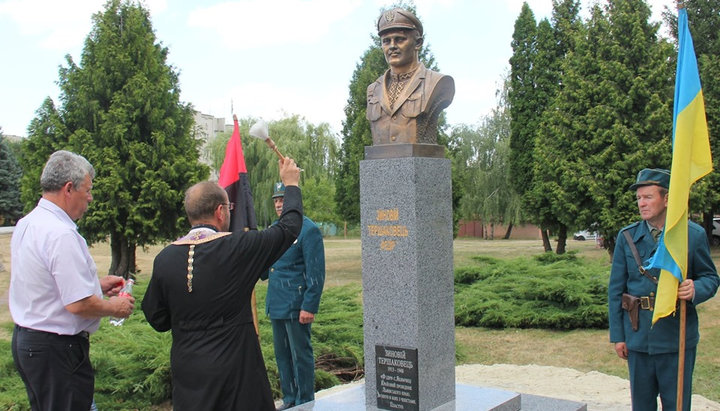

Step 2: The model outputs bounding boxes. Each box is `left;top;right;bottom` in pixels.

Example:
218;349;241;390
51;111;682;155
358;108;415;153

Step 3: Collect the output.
10;150;135;410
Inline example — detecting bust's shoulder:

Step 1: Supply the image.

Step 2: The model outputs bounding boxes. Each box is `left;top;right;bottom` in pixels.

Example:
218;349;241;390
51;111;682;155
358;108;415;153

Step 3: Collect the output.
422;66;452;82
367;70;388;93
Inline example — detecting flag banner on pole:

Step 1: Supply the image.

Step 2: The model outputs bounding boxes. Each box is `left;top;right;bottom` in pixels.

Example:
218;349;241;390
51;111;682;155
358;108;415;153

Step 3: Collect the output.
219;114;257;232
644;8;712;325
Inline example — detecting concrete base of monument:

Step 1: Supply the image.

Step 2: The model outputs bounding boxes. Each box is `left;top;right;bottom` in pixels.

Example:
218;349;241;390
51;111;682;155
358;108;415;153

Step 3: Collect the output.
285;383;587;411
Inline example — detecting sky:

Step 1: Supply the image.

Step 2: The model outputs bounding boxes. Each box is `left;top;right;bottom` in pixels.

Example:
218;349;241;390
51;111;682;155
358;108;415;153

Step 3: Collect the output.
0;0;676;138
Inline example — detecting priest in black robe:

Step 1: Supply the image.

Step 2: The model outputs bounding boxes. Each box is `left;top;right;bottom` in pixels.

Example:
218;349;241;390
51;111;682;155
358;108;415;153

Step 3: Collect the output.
142;158;303;411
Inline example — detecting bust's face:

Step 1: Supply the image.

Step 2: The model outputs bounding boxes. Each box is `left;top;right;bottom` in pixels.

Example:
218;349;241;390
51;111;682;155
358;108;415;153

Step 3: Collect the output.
380;29;421;73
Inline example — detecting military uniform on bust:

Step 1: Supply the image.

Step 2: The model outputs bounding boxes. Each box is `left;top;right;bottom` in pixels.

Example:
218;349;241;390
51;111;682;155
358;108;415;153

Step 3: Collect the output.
366;8;454;146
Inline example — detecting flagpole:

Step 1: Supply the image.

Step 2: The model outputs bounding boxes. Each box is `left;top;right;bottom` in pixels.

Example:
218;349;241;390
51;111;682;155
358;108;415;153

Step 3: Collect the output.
675;3;687;408
677;298;686;410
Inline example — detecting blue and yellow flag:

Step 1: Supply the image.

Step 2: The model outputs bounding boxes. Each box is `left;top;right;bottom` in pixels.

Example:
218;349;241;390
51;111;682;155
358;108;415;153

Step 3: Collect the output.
644;7;712;325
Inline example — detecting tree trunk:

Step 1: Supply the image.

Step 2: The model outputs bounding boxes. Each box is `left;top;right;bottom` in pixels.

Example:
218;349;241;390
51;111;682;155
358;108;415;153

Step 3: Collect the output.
541;228;552;252
703;211;714;245
490;223;495;240
555;224;567;255
605;235;616;260
503;222;513;239
109;232;136;279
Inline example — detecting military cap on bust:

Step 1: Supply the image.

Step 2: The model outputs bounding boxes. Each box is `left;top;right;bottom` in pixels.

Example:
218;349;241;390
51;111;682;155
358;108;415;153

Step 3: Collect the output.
272;182;285;198
629;168;670;191
377;8;423;37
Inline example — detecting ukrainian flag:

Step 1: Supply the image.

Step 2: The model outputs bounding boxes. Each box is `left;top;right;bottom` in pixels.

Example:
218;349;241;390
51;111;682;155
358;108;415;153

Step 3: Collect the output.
644;7;712;325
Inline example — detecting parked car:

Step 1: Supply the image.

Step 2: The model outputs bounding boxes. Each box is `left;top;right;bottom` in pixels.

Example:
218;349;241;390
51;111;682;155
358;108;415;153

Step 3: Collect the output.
573;230;598;241
712;217;720;246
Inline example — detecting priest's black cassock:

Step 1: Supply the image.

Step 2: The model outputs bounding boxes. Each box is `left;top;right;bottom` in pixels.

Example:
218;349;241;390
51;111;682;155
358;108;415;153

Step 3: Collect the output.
142;186;303;411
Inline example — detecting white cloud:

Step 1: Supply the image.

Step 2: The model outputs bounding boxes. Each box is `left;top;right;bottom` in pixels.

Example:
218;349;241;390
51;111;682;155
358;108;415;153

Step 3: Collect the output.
0;0;102;50
0;0;168;50
187;0;362;49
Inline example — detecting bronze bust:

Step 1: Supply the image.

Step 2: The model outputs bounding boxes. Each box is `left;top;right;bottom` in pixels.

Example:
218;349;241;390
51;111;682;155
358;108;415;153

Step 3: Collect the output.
366;8;455;146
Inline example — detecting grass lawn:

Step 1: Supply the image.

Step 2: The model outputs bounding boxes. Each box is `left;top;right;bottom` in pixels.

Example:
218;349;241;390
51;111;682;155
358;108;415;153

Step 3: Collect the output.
1;234;719;402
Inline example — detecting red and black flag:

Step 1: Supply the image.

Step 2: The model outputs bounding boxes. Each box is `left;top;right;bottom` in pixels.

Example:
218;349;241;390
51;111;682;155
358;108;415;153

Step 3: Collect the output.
218;114;257;232
218;114;260;335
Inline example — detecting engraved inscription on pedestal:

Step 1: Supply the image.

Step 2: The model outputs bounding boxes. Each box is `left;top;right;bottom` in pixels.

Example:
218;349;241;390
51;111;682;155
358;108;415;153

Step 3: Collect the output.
375;345;419;411
367;208;408;251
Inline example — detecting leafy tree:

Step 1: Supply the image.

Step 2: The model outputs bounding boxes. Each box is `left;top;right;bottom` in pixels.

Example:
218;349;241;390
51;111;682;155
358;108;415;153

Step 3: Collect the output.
535;0;673;257
210;115;340;228
22;0;209;277
456;77;521;239
0;130;23;224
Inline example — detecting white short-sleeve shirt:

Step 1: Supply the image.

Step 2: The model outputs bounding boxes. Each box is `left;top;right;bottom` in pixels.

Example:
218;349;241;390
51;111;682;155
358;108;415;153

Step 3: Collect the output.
10;198;102;335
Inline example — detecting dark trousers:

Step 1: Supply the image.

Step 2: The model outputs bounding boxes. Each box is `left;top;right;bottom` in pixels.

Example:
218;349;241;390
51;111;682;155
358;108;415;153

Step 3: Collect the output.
628;348;696;411
271;318;314;406
12;325;94;411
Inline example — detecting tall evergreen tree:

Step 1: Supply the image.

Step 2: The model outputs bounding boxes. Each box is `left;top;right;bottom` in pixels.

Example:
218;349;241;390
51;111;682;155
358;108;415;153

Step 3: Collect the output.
508;3;538;198
0;130;23;224
22;0;208;277
535;0;673;256
527;0;583;254
509;1;582;253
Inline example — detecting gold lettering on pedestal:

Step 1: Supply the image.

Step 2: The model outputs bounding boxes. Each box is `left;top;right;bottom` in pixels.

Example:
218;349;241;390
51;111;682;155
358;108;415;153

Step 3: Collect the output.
377;208;399;221
369;208;408;251
368;225;409;237
380;240;396;250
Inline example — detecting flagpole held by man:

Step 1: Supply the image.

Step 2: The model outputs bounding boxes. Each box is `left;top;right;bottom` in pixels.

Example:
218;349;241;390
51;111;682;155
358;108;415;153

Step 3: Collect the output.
608;6;719;411
218;114;261;334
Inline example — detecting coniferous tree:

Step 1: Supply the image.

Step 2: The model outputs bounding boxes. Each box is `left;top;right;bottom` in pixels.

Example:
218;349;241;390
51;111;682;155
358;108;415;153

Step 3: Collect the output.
20;98;67;211
508;3;538;199
536;0;673;256
524;0;582;254
22;0;209;277
0;130;23;224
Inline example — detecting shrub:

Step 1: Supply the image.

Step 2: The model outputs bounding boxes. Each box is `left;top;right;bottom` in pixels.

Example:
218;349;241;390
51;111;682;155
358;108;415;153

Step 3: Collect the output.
455;254;609;329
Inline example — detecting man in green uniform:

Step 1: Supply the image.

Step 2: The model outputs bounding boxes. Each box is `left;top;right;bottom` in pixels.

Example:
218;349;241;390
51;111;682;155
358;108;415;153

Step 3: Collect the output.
608;168;719;411
262;182;325;410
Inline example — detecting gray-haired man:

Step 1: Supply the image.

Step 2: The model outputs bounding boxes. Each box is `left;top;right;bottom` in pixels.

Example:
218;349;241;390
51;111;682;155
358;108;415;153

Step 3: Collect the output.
10;150;134;410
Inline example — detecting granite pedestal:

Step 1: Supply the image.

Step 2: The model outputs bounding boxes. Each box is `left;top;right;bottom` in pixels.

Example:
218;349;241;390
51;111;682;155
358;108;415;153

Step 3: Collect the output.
359;153;454;410
286;382;588;411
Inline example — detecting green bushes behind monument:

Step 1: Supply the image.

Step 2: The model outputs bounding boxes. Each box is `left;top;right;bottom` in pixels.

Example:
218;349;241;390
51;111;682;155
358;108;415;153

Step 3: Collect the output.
455;252;608;329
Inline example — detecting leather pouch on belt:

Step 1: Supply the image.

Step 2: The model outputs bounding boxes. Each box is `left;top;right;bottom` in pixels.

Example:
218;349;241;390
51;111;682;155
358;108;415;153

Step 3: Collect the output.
621;293;640;331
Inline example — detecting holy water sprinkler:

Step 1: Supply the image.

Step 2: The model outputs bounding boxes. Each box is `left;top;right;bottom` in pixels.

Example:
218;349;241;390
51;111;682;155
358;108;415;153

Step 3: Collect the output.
249;119;285;161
